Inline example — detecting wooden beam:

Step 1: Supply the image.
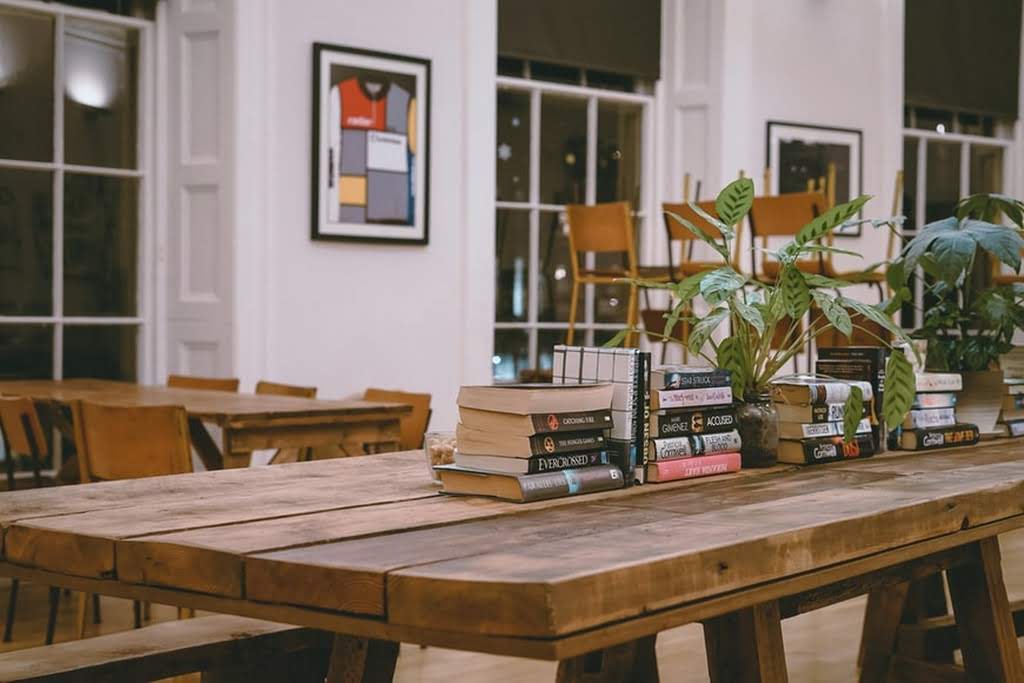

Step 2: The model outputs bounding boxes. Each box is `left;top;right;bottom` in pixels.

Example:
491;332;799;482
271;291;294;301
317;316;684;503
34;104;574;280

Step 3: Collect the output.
324;635;399;683
887;655;966;683
896;598;1024;660
857;583;910;683
704;601;788;682
555;636;659;682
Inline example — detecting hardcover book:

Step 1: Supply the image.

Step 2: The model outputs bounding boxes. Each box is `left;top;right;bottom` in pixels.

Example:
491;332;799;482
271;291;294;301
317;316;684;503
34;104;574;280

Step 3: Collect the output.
453;450;611;475
455;424;606;458
913;392;958;409
902;408;957;429
771;378;874;405
650;405;737;438
900;423;980;450
650;366;730;390
645;452;741;483
1004;394;1024;411
775;402;869;424
1005;380;1024;395
457;406;614;436
651;385;733;410
434;463;625;502
816;346;888;401
777;433;875;465
915;373;963;393
456;383;614;415
995;419;1024;438
651;430;743;460
777;418;871;440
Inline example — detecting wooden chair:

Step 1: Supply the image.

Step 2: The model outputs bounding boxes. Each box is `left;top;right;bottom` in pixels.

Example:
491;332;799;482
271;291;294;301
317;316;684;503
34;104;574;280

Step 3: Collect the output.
564;202;665;346
0;397;57;646
748;192;830;283
167;374;240;392
363;388;431;451
662;200;742;278
69;401;192;638
256;380;318;464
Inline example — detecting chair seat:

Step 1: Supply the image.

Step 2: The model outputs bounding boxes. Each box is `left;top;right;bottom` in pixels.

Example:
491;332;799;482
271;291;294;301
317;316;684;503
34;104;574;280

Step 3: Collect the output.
759;259;825;282
994;273;1024;286
578;266;672;283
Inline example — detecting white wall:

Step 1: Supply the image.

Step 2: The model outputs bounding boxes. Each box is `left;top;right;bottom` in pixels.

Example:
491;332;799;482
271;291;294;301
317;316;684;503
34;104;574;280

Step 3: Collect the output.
232;0;496;430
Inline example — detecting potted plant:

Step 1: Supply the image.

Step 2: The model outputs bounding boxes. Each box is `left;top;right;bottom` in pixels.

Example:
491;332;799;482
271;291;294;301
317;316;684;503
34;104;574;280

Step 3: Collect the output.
888;193;1024;433
607;178;918;466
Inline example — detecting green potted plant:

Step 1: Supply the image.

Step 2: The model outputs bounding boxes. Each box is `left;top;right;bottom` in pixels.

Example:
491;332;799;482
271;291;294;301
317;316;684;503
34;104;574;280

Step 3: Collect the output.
888;193;1024;433
607;178;918;466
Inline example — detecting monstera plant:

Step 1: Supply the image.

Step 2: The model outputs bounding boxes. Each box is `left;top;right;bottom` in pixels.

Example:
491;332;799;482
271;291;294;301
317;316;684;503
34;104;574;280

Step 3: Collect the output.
608;178;918;464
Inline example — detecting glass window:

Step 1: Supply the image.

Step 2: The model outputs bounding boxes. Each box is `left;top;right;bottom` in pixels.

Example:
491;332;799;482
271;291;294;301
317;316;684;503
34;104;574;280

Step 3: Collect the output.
537;211;573;322
496;89;530;202
529;61;580;86
0;168;53;315
63;325;137;381
970;145;1004;195
597;101;643;203
0;8;54;162
0;324;52;379
492;329;529;382
902;138;918;231
495;209;530;322
539;95;587;205
924;141;960;223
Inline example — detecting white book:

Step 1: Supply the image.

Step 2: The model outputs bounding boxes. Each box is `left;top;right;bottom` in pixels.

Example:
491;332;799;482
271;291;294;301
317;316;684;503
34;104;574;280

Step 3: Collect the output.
915;372;963;392
778;418;871;440
903;408;957;429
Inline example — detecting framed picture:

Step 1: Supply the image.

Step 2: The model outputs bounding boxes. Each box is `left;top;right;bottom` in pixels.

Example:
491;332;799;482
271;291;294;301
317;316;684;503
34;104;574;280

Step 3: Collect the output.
312;43;430;244
765;121;863;236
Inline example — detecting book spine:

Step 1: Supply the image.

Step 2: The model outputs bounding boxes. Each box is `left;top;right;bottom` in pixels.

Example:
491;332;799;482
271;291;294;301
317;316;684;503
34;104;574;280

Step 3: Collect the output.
636;352;651;484
652;430;743;460
527;450;610;474
655;385;733;409
817;347;888;365
1007;420;1024;437
798;434;875;464
912;392;958;409
806;402;866;423
518;465;625;502
904;408;957;429
904;424;981;450
648;452;741;481
916;374;963;392
794;419;871;439
608;353;640;483
651;405;737;438
528;410;614;434
1007;384;1024;395
527;431;606;456
1010;395;1024;409
653;369;731;390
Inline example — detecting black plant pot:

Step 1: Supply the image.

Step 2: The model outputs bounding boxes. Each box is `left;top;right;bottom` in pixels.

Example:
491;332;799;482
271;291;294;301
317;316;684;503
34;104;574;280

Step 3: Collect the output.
736;394;779;467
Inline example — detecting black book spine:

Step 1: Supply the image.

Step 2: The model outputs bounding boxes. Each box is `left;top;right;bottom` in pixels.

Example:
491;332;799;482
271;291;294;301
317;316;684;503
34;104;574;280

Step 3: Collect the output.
528;410;614;434
651;405;737;438
635;351;651;484
518;465;625;502
798;433;875;464
526;431;606;456
906;424;981;450
655;369;731;390
527;450;610;474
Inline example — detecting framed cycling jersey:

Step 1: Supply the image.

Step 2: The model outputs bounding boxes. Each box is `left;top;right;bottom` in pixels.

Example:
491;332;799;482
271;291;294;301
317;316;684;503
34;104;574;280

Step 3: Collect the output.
312;43;430;244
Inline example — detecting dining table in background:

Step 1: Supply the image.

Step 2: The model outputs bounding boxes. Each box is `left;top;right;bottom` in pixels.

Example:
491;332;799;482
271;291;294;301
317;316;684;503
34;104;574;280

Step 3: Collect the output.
0;378;410;470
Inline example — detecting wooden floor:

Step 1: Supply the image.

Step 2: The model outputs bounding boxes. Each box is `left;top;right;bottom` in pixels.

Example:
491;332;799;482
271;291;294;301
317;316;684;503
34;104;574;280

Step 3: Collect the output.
2;529;1023;681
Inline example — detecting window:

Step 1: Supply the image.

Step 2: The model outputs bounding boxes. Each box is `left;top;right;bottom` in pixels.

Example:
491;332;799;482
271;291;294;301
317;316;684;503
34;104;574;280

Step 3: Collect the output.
493;62;653;381
0;2;151;473
900;107;1013;330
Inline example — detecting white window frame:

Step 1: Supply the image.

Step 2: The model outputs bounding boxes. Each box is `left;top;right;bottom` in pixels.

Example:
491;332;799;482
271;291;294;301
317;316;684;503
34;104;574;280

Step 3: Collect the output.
0;0;154;476
494;74;656;376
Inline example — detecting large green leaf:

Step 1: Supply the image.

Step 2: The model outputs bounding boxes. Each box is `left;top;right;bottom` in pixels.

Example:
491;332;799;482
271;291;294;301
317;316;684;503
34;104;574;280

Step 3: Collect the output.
602;328;630;348
929;230;976;284
882;351;914;428
803;273;857;289
964;219;1024;270
700;267;747;306
781;266;811;318
674;270;711;303
733;298;766;336
842;384;864;443
901;217;956;273
715;177;754;227
664;211;729;259
797;244;864;259
687;202;733;239
811;290;853;338
795;195;871;245
839;297;914;347
687;307;729;354
886;258;906;290
716;336;747;400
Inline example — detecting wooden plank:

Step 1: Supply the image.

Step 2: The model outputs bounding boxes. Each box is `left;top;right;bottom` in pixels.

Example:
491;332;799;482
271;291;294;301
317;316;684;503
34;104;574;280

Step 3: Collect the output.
555;636;659;682
886;656;966;683
703;601;788;682
324;635;399;683
896;597;1024;660
857;583;910;683
946;537;1024;681
226;420;400;452
385;463;1024;637
188;417;225;471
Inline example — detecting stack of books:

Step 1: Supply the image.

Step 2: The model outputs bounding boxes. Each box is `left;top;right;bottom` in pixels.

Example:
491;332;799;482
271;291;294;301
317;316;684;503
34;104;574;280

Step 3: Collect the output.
898;372;980;450
996;379;1024;437
434;383;624;502
771;377;876;465
646;366;741;482
552;345;650;484
815;346;888;452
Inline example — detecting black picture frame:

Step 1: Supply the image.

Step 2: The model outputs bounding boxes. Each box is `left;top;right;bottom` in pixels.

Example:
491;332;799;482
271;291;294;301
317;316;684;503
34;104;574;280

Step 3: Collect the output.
311;42;431;245
765;120;864;236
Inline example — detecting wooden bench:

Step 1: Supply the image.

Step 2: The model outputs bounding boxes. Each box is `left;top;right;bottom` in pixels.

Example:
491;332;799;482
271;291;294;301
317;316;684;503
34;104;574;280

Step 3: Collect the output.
0;615;330;682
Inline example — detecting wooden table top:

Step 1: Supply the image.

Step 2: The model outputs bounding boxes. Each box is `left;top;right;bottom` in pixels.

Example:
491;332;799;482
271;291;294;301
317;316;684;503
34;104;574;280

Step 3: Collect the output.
0;379;410;423
2;441;1023;659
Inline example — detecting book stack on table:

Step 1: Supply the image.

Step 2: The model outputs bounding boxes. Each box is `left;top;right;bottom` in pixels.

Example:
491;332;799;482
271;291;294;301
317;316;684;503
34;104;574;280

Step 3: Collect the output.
995;379;1024;438
771;377;876;465
646;366;741;483
434;383;624;502
897;372;980;450
815;346;888;452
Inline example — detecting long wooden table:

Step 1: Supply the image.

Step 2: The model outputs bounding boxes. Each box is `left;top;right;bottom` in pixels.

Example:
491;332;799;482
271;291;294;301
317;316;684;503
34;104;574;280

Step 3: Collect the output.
0;378;410;469
2;443;1024;681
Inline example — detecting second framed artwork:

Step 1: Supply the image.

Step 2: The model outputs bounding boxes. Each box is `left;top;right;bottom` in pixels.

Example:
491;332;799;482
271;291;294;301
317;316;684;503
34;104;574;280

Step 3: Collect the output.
765;121;863;236
312;43;431;244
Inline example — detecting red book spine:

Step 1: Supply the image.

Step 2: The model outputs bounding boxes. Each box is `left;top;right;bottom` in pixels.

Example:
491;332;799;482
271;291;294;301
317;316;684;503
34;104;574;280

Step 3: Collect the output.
648;452;741;481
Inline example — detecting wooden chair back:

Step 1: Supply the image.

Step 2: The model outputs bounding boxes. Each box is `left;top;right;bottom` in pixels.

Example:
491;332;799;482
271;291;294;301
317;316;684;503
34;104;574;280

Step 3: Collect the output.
662;200;742;271
749;192;827;237
363;388;431;451
0;397;47;461
71;401;192;482
564;202;638;282
255;380;317;398
167;375;240;392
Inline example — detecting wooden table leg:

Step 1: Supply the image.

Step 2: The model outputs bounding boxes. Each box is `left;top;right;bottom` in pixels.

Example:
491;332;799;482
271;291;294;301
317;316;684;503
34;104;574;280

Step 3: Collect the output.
325;634;399;683
188;418;225;470
946;537;1024;682
555;634;658;682
704;601;788;683
857;581;910;682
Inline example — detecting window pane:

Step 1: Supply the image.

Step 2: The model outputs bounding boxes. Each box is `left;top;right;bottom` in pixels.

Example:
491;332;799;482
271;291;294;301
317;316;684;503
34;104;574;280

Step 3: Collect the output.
492;329;528;382
496;90;530;202
970;145;1004;195
495;209;530;322
63;18;138;169
900;138;919;330
63;174;138;316
0;8;54;162
538;210;575;322
63;325;136;381
540;95;586;205
537;329;566;370
912;108;954;134
924;141;960;223
0;169;53;315
597;101;642;203
0;324;52;379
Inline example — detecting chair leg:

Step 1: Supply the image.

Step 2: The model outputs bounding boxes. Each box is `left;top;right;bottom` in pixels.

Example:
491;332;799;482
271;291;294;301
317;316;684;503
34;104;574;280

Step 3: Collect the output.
75;592;88;639
566;280;580;345
3;578;18;642
625;283;639;348
45;587;59;645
